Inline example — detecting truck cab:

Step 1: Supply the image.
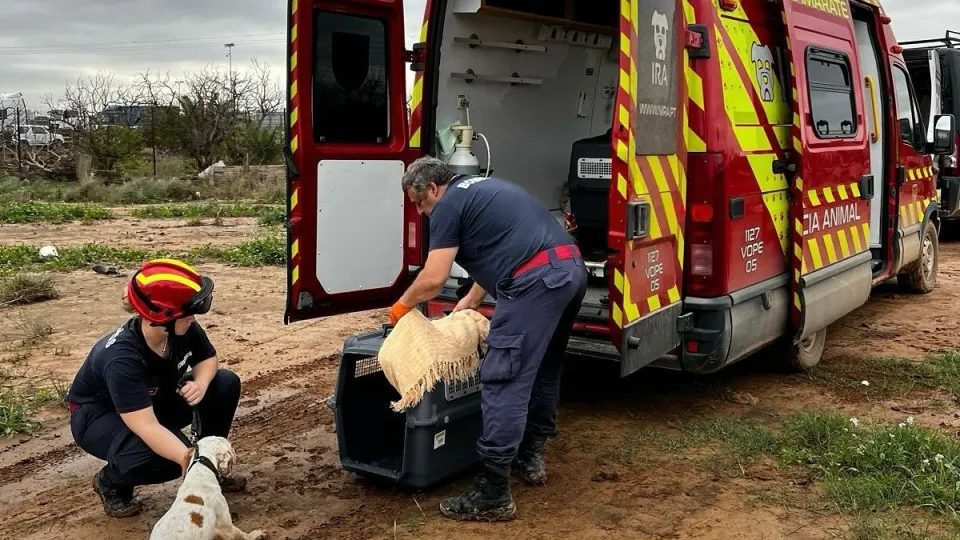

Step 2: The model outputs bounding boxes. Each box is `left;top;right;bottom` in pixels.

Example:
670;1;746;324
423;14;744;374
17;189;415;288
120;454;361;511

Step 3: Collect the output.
283;0;955;377
901;31;960;222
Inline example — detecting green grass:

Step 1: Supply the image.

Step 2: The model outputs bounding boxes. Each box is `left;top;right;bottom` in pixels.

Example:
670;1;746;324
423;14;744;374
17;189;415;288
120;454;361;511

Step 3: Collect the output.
129;203;283;222
0;202;113;223
608;410;960;531
808;353;960;400
187;235;285;267
0;236;286;276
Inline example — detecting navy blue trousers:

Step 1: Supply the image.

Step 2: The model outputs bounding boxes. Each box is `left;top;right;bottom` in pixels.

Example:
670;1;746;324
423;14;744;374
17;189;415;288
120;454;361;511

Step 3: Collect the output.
477;249;587;467
69;368;241;489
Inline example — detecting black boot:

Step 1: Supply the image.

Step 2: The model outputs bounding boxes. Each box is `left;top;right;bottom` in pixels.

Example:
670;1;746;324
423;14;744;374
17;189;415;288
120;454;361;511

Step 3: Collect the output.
512;436;547;486
92;468;142;518
439;462;516;522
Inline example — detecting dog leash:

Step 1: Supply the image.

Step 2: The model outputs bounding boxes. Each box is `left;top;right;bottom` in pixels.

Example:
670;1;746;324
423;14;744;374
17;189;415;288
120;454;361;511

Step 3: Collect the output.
177;371;202;445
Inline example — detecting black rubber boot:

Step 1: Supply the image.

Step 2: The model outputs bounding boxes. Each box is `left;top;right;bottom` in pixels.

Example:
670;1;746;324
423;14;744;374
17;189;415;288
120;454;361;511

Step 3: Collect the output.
439;462;516;522
220;473;248;493
93;468;142;518
512;436;547;486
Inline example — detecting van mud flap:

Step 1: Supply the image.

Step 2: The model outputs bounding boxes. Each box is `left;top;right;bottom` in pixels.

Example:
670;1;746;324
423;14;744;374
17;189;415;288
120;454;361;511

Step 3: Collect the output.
797;251;872;340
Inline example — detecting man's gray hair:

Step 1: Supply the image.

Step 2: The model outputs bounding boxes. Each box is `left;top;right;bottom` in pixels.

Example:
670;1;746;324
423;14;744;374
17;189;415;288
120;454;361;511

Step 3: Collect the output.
401;156;456;194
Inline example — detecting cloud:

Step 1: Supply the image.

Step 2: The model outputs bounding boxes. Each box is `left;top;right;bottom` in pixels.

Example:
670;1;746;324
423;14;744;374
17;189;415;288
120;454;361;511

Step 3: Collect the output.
0;0;950;110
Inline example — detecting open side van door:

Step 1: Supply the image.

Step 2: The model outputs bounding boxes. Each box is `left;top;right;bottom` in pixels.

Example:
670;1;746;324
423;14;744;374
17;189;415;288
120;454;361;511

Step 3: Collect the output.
781;1;873;345
927;49;943;144
284;0;424;323
610;0;689;376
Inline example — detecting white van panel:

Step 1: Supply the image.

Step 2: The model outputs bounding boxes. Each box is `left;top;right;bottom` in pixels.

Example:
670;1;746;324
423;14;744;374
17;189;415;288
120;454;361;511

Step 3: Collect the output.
315;159;405;295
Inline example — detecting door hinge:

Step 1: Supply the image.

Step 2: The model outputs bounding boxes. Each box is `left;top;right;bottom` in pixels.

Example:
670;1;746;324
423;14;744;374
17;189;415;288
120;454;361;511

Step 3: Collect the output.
686;25;710;59
404;42;426;72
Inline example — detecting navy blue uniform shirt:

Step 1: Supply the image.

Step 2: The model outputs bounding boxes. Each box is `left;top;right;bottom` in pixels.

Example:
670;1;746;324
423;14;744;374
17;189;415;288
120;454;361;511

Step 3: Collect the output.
66;317;217;414
428;175;575;297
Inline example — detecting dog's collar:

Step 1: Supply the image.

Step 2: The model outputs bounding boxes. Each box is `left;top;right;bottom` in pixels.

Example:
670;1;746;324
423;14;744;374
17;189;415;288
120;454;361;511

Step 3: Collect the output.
187;447;222;483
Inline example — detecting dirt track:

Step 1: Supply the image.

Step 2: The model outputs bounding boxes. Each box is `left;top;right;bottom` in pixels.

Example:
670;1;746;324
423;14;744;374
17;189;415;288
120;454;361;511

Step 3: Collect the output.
2;221;960;539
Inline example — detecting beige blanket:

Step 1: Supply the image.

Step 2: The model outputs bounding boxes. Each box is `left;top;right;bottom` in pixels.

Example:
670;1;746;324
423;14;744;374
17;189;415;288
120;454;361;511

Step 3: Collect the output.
377;308;490;412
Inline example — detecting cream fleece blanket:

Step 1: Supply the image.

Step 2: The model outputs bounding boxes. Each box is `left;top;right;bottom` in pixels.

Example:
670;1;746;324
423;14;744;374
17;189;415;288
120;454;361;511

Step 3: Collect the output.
377;309;490;412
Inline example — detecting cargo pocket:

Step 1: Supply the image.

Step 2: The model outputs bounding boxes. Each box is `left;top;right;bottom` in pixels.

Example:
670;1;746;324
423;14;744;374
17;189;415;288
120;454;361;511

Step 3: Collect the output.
480;333;525;384
542;269;573;290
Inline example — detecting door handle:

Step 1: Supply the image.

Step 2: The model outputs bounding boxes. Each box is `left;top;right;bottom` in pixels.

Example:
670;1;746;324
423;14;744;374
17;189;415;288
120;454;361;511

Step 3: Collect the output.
859;174;875;200
865;76;879;144
626;201;651;240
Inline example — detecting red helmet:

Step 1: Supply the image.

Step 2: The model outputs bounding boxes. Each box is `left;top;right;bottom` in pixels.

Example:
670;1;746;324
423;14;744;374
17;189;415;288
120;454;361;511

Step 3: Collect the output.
126;259;214;325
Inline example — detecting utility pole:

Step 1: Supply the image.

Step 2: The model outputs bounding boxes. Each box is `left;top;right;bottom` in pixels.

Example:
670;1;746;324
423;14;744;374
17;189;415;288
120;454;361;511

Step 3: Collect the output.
224;43;235;110
15;106;22;181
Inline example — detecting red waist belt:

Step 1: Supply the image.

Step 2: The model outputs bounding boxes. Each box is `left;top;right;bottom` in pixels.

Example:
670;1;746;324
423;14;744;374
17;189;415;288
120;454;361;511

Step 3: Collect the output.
513;244;581;277
67;401;79;412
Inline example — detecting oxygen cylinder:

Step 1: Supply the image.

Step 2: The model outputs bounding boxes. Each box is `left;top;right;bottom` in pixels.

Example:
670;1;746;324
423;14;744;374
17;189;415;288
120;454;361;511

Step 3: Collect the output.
447;125;481;176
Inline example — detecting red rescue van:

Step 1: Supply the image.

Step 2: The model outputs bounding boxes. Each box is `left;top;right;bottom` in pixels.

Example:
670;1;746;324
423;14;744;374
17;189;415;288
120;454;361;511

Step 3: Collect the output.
283;0;956;375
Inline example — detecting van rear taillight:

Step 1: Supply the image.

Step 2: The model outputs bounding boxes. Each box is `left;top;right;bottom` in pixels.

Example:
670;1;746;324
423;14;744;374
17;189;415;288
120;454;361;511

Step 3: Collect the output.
690;203;713;223
685;153;723;296
690;244;713;276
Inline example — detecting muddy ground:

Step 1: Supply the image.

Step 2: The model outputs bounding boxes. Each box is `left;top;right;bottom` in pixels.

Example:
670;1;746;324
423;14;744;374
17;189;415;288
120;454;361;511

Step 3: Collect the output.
2;219;960;539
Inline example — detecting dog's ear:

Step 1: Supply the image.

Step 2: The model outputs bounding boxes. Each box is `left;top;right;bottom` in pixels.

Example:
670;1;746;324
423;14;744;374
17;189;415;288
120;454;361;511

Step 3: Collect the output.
214;438;236;477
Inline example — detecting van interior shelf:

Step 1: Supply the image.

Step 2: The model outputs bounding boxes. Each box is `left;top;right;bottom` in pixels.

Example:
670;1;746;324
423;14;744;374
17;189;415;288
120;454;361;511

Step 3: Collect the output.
453;34;547;53
452;0;618;36
450;69;543;85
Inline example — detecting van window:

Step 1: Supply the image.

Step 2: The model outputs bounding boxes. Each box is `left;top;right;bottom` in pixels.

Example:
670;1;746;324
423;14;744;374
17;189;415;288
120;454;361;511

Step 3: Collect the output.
892;65;923;147
312;10;389;144
805;49;857;138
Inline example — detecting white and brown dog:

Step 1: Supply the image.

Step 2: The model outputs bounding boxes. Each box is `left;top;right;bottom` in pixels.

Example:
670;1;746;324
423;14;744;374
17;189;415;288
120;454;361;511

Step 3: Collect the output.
150;436;266;540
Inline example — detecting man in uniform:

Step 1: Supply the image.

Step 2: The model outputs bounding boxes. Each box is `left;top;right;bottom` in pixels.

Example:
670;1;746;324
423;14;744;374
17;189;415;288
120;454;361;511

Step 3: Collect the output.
389;156;588;522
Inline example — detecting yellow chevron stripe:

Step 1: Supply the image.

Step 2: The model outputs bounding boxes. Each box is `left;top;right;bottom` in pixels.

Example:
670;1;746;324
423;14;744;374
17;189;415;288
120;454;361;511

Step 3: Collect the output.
647;294;661;312
290;80;298;99
808;238;823;269
861;223;869;242
794;293;801;310
687;68;704;109
619;68;630;93
290;50;298;72
622;277;640;321
612;303;624;328
850;181;860;198
291;24;297;43
809;190;822;206
291;239;299;259
290;135;299;154
837;228;850;258
794;218;803;236
837;184;849;200
668;286;680;304
908;169;917;181
618;104;630;129
290;187;299;210
796;177;803;191
617;173;627;198
291;0;297;14
289;107;298;128
849;224;862;253
409;127;422;148
292;265;299;285
616;140;628;162
823;187;836;204
620;32;630;57
614;268;624;293
823;233;837;263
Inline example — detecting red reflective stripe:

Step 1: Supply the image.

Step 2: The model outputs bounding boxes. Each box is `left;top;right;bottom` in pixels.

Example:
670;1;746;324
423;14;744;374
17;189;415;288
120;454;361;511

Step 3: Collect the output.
512;244;581;277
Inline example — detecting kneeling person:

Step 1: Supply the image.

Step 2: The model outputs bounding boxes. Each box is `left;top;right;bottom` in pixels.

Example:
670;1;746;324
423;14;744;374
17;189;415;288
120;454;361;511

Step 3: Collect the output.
66;259;245;518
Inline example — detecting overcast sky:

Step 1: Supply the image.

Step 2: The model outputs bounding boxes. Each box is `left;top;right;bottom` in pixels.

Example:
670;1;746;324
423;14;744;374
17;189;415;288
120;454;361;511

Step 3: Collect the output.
0;0;954;111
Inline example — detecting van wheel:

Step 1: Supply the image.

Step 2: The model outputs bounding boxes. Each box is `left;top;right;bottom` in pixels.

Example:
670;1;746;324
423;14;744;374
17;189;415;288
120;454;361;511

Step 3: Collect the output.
778;328;826;371
898;219;938;294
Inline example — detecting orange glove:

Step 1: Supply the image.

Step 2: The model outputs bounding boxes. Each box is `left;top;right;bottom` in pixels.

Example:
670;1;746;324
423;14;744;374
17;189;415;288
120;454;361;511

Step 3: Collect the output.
389;301;413;325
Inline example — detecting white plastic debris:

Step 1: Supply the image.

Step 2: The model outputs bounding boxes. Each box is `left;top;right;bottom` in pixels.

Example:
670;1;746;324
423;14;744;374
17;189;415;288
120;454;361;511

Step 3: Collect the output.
38;245;59;258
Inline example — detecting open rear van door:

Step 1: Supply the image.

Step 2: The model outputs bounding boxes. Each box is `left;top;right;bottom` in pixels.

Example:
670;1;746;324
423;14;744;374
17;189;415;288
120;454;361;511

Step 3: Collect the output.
781;0;873;352
285;0;423;323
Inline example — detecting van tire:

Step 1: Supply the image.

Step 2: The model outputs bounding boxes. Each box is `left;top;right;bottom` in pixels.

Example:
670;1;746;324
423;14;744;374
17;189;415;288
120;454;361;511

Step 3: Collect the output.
898;219;938;294
777;328;826;371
